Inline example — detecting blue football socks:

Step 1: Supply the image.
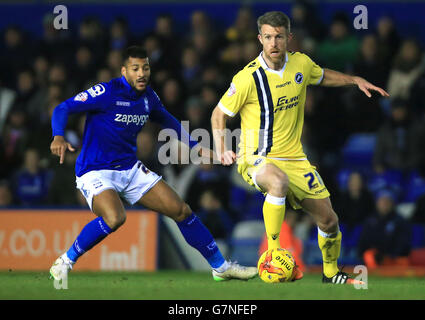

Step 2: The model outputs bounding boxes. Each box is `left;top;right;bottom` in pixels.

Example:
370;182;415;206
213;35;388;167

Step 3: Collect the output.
66;217;112;262
176;213;226;269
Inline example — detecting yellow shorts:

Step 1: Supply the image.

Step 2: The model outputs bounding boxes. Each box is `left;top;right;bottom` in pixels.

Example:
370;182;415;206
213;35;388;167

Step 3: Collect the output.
237;155;330;210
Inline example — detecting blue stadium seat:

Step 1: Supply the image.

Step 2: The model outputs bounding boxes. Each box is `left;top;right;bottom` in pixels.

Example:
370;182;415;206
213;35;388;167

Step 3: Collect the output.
336;168;353;192
230;220;265;266
368;170;403;200
403;171;425;203
411;224;425;248
341;133;377;168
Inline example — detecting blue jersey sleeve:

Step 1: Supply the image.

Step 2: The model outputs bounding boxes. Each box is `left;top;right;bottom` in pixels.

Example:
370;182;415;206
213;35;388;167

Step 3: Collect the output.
149;90;199;149
51;83;109;137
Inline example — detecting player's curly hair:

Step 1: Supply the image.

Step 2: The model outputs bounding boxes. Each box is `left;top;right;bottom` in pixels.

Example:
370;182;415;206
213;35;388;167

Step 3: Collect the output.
122;46;148;65
257;11;291;34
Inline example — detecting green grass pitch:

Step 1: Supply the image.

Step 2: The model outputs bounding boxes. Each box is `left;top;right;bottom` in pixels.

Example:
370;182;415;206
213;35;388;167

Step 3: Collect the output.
1;270;425;300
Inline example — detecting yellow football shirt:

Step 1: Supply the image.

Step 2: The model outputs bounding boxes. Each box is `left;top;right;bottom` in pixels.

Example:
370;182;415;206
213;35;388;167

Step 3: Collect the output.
218;51;323;159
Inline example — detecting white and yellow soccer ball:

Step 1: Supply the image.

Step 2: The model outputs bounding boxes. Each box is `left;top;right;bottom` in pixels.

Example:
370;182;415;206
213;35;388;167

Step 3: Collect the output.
257;248;296;283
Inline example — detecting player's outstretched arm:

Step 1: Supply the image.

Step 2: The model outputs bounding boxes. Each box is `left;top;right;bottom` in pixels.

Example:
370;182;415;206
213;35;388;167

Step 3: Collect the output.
50;135;75;164
211;106;236;166
321;68;390;98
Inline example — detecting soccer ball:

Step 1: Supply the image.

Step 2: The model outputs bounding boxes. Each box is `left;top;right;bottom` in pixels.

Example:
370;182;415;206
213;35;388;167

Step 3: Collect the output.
257;248;296;283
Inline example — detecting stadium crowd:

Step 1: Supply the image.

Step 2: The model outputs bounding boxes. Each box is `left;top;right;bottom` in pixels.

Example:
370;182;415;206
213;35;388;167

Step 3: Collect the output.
1;2;425;266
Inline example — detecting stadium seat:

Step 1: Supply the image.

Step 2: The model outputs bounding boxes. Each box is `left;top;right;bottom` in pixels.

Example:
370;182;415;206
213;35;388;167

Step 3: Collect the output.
411;224;425;249
368;170;403;199
335;168;353;192
341;133;376;168
403;171;425;203
230;220;265;265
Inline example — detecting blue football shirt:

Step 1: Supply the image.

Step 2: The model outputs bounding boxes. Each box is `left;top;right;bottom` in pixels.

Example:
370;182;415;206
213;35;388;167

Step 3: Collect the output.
51;76;198;177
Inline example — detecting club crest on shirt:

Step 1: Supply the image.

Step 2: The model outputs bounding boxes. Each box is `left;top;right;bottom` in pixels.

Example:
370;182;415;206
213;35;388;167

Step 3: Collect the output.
87;84;106;97
253;158;264;166
116;101;130;107
74;92;88;102
144;97;149;112
227;82;236;96
295;72;304;84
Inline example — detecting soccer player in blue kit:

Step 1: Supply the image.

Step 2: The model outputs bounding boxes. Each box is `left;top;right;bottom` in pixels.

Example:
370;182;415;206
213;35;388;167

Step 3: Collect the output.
49;46;257;282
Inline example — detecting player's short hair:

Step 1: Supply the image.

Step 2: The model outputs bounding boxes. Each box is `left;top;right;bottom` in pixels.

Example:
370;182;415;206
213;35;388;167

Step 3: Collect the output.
122;46;148;66
257;11;291;34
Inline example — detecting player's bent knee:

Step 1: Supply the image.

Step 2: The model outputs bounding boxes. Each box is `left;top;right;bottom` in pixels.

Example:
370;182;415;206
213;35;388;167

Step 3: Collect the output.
318;212;339;234
103;212;126;231
267;170;289;196
173;202;192;223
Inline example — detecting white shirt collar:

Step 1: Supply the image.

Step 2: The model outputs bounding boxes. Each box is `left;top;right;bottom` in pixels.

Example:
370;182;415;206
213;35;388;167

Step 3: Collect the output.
258;51;288;78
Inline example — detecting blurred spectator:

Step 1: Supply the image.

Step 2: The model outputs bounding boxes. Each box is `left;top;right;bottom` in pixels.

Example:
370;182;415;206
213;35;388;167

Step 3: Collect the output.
242;39;261;65
191;30;218;68
47;151;80;206
186;162;231;213
180;46;203;94
189;11;220;66
0;108;28;178
373;98;420;173
136;126;162;175
143;34;168;83
96;67;113;84
334;171;375;230
71;46;97;91
220;41;245;79
109;17;130;51
316;12;360;72
77;16;106;61
409;68;425;118
225;6;257;43
48;63;75;98
354;34;388;89
291;1;326;41
106;49;123;78
258;209;306;272
387;39;425;100
358;190;411;269
11;148;52;206
1;26;31;88
32;55;50;89
161;78;186;120
200;84;220;112
151;13;181;71
197;188;235;240
184;96;209;131
0;180;13;207
343;34;386;133
12;69;45;124
375;16;401;70
35;13;73;64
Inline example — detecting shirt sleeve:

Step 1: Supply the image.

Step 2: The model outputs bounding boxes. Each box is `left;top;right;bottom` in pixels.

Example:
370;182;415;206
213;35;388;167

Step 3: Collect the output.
306;55;324;86
51;83;109;137
149;90;199;149
217;71;251;117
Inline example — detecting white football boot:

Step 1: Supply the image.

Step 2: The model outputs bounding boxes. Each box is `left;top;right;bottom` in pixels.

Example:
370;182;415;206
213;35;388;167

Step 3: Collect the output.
212;261;258;281
49;253;74;281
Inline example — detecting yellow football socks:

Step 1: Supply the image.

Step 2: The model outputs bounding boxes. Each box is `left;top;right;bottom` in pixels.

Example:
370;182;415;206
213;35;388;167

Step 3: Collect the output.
317;227;342;278
263;194;286;250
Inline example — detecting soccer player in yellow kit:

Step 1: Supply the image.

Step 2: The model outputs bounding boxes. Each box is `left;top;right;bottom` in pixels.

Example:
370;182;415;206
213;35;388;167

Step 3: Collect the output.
211;11;389;284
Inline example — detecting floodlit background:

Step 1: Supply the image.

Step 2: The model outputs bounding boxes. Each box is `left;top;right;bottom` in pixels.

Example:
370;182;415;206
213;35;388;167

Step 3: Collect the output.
1;0;425;274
